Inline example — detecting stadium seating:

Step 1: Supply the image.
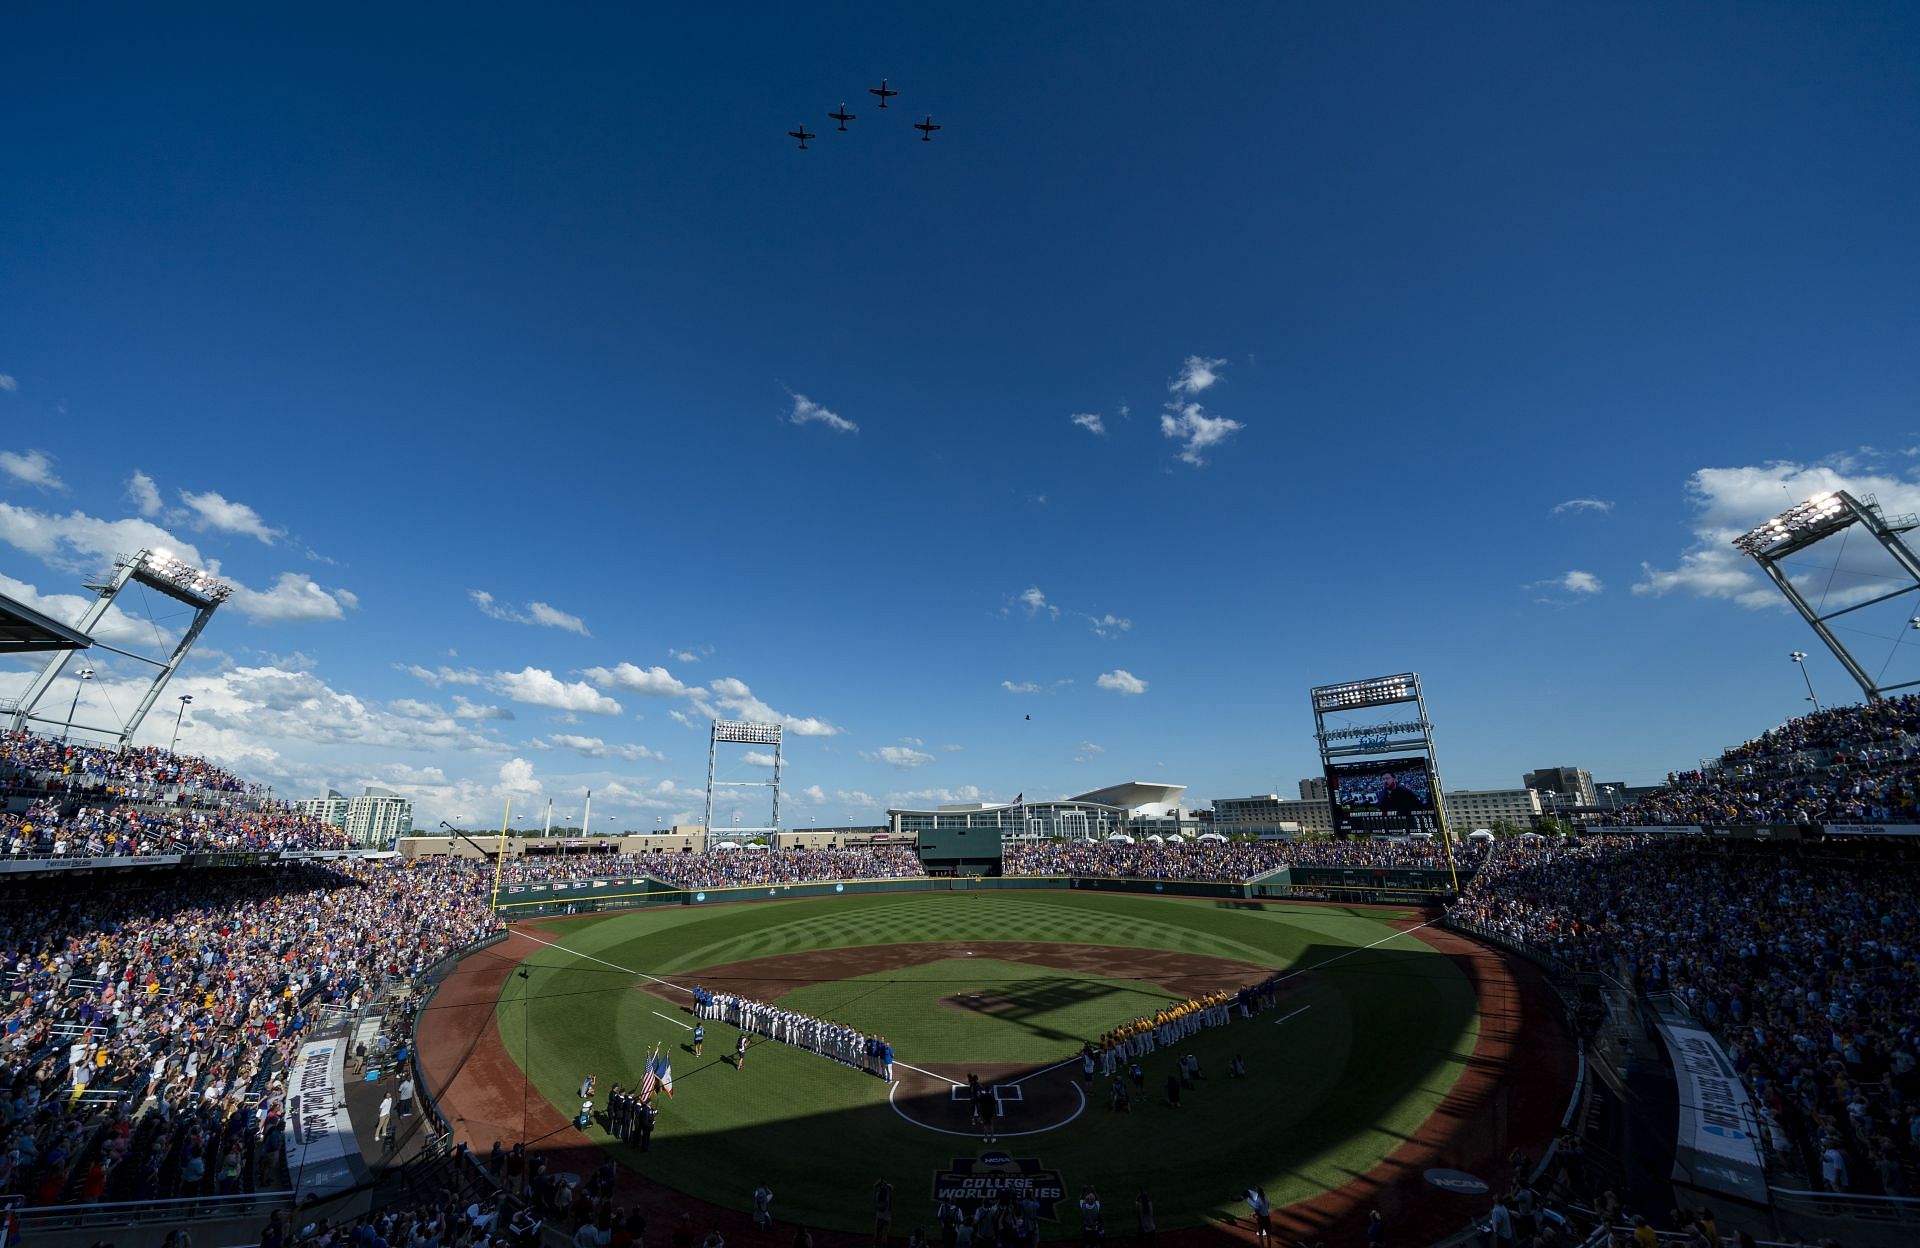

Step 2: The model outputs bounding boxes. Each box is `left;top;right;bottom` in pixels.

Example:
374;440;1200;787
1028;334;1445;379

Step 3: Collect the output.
1602;695;1920;825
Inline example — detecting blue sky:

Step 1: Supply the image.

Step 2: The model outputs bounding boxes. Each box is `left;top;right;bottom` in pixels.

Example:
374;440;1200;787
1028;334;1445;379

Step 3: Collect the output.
3;3;1919;827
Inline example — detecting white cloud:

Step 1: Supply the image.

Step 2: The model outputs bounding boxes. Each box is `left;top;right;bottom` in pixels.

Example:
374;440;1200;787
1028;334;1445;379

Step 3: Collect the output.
1552;498;1614;516
452;696;513;721
0;571;164;647
227;572;358;623
697;676;841;736
1088;613;1131;638
901;736;924;746
670;649;699;663
864;745;933;770
1001;680;1040;694
1634;457;1920;609
470;590;591;636
669;709;696;728
0;450;64;490
1096;669;1148;695
0;501;204;572
800;784;828;803
126;471;162;517
1069;412;1106;436
1170;355;1227;396
941;743;964;752
1016;586;1059;619
786;391;859;434
1079;741;1105;754
398;663;486;688
0;375;15;392
495;757;543;801
583;662;698;698
887;785;984;806
741;750;778;767
547;733;663;762
179;490;282;544
836;789;879;809
1160;400;1245;467
492;667;622;716
1559;570;1603;594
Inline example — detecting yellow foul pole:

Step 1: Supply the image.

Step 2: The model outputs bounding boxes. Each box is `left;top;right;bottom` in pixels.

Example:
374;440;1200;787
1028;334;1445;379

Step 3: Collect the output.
490;798;512;914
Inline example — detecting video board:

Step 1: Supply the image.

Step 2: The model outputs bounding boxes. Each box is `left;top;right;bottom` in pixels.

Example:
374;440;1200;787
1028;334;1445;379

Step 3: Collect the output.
1326;756;1437;835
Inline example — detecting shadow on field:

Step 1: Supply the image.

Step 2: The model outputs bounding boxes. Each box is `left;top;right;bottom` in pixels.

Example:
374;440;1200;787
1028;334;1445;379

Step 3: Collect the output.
945;974;1172;1042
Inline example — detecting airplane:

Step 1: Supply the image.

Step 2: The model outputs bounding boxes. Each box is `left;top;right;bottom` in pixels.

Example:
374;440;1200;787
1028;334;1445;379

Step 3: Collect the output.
788;125;817;150
914;114;941;142
868;79;897;108
829;103;856;131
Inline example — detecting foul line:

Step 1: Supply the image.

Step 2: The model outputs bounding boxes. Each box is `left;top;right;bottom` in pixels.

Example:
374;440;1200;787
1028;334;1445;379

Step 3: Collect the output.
889;1059;946;1082
1276;916;1443;986
1271;1005;1312;1027
652;1011;694;1031
888;1078;1085;1138
514;928;691;995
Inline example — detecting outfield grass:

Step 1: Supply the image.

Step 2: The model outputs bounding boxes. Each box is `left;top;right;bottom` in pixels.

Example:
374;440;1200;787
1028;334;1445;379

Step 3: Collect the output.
494;891;1477;1236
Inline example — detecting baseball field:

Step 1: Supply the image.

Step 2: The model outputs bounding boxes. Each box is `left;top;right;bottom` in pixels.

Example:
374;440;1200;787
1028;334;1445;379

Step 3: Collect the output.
420;888;1554;1239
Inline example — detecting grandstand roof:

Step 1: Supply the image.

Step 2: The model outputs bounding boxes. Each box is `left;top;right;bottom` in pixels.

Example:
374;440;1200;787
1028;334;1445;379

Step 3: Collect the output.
1067;781;1187;812
0;590;92;656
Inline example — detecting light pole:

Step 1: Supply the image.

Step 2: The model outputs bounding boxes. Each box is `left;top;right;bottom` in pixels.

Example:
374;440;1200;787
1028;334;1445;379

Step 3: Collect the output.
1790;651;1821;714
63;667;95;740
168;694;194;753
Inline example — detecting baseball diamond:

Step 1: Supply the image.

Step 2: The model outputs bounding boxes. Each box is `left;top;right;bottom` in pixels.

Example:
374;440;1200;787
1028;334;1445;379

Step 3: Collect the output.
418;888;1576;1243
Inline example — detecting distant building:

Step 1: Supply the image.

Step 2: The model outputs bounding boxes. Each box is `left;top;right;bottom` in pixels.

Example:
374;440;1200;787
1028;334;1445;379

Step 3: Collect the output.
1298;777;1328;801
1213;794;1333;836
1443;788;1543;831
298;791;351;830
344;787;413;848
1522;767;1597;808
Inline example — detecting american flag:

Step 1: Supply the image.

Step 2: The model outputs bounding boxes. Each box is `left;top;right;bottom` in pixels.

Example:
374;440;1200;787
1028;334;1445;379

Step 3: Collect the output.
637;1046;659;1100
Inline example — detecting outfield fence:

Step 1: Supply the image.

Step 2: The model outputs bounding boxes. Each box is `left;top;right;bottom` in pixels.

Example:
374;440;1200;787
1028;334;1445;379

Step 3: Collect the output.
491;869;1463;919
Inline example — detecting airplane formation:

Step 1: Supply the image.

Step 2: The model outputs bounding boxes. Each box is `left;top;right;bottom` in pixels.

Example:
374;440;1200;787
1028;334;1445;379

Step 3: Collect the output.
789;78;939;149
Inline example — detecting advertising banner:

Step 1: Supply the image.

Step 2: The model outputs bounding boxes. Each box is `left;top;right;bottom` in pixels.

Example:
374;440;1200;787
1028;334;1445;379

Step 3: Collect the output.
286;1039;360;1200
1653;1018;1768;1202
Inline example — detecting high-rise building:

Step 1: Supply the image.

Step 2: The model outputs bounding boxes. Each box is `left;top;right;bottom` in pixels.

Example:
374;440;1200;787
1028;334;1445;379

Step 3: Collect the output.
1212;794;1334;835
1443;789;1542;831
299;791;351;830
344;787;413;848
1297;776;1328;801
1522;767;1597;808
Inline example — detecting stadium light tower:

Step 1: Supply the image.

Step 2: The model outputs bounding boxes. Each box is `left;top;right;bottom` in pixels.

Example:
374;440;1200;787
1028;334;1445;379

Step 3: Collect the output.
705;718;783;836
1789;652;1821;713
9;549;231;745
169;694;193;753
1309;672;1460;891
62;667;95;740
1733;491;1920;701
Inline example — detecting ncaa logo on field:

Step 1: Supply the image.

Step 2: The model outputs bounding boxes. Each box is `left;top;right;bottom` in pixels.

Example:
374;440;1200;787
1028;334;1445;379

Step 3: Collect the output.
932;1157;1065;1219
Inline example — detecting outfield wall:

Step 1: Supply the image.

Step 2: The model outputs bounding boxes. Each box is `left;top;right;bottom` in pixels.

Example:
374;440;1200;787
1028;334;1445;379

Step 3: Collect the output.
491;867;1463;919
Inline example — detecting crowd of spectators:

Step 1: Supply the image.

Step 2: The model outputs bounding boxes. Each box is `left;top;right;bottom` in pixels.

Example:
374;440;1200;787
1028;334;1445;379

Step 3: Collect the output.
1000;834;1484;882
0;857;499;1208
2;730;256;799
1604;697;1920;826
1;730;347;857
639;847;924;890
1452;835;1920;1199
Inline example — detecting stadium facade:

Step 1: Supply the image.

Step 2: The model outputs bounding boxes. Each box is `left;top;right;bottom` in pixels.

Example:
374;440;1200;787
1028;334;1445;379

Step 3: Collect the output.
888;781;1189;843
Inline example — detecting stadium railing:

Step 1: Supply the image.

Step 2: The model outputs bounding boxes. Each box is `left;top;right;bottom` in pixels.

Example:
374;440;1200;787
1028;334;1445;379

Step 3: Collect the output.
6;1188;296;1235
1768;1186;1920;1225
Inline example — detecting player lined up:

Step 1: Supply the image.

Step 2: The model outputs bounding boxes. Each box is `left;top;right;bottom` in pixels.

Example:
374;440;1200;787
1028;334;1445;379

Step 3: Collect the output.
1088;977;1284;1076
688;986;895;1079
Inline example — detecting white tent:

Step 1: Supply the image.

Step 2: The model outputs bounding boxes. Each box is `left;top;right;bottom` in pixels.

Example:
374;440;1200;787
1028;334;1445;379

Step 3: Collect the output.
1468;829;1496;843
1196;832;1228;842
1105;833;1135;844
1145;835;1166;844
713;840;742;850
